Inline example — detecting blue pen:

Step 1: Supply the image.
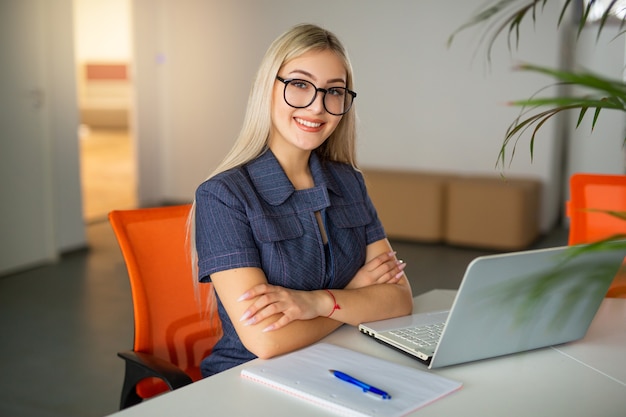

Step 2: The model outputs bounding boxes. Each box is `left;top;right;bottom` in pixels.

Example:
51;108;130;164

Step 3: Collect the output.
329;369;391;400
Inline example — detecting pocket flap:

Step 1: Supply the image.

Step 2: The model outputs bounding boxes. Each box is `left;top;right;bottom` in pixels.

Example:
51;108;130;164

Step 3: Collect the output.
251;214;304;242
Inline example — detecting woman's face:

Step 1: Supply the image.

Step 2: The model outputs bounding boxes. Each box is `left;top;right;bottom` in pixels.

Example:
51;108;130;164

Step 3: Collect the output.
269;49;347;155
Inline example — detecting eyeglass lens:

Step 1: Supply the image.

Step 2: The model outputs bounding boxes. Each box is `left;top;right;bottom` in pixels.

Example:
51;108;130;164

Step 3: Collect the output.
283;79;354;115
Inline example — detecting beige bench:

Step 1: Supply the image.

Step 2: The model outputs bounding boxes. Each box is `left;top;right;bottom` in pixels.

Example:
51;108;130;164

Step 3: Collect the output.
364;170;450;242
363;169;541;250
445;175;541;250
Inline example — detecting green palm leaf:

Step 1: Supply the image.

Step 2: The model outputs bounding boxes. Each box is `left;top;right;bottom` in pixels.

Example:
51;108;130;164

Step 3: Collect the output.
451;1;626;323
449;0;626;168
498;64;626;167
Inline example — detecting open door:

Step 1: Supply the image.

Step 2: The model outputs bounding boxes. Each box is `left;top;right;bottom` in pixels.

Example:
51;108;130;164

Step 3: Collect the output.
0;0;57;274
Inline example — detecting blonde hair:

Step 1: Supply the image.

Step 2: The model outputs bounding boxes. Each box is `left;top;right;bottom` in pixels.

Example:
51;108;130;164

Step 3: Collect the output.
189;24;358;308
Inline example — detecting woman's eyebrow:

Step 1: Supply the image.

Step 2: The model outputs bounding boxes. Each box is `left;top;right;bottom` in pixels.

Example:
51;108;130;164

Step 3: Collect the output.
288;69;314;78
287;69;346;85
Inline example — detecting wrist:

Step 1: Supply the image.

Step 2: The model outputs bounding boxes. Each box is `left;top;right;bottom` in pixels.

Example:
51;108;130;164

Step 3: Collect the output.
323;289;341;318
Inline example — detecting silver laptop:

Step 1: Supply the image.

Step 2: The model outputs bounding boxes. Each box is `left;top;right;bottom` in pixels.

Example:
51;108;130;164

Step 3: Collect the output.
359;243;626;369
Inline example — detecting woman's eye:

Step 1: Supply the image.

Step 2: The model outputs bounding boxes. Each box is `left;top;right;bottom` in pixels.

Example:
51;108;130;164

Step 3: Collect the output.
328;88;345;97
290;81;310;90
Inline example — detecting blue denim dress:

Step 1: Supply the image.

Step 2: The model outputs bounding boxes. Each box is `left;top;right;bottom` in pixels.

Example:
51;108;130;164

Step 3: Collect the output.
195;149;385;376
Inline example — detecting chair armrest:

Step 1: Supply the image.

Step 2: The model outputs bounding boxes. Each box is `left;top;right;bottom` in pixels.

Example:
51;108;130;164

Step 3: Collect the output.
117;350;193;409
117;350;193;389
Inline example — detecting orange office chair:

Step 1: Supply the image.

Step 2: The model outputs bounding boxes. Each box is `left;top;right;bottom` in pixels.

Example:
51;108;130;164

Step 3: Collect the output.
566;173;626;298
109;204;222;409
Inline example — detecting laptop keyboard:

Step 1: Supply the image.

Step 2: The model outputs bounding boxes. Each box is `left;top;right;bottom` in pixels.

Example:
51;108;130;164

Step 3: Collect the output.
388;323;445;349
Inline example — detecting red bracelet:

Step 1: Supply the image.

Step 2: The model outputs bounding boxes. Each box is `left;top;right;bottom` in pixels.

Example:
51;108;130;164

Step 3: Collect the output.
324;289;341;318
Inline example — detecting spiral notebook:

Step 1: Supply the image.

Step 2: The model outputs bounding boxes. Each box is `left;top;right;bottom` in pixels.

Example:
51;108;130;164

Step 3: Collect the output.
241;343;462;417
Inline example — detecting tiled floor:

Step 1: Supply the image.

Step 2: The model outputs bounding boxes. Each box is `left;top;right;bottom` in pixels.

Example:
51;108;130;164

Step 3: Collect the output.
0;219;568;417
0;221;132;417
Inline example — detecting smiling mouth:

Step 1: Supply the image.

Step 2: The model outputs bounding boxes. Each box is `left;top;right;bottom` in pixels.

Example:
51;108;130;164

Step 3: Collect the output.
295;117;323;128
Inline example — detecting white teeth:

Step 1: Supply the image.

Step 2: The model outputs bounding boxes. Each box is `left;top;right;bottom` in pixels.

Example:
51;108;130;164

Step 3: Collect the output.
295;118;322;128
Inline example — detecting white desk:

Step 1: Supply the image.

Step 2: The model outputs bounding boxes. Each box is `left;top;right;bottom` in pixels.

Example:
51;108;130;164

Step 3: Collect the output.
107;290;626;417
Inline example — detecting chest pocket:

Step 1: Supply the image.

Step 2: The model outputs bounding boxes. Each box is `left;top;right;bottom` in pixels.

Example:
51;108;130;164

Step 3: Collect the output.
251;214;304;243
327;203;372;229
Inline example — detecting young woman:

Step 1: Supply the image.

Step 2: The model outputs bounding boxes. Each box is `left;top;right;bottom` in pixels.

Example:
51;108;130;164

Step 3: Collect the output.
191;23;413;377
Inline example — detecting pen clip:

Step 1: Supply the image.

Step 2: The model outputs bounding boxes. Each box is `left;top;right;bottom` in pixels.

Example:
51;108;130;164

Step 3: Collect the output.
364;385;391;399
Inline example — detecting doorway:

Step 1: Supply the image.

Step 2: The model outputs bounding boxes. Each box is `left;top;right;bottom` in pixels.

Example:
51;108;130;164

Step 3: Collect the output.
74;0;137;223
79;126;136;222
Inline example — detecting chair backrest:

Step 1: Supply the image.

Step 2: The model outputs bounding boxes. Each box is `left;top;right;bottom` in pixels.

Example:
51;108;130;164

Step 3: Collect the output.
567;173;626;245
566;173;626;297
109;205;222;387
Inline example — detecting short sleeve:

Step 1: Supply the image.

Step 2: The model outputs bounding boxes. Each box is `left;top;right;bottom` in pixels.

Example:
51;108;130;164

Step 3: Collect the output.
195;177;261;282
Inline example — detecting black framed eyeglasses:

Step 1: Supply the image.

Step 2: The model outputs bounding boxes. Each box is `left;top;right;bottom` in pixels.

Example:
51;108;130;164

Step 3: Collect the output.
276;76;357;116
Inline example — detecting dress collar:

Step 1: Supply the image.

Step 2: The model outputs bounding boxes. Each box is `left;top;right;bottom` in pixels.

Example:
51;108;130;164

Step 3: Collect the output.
246;149;342;206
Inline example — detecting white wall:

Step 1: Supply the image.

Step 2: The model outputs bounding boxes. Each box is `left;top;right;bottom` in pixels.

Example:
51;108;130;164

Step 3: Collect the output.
0;0;84;275
133;0;579;232
49;1;86;252
74;0;132;63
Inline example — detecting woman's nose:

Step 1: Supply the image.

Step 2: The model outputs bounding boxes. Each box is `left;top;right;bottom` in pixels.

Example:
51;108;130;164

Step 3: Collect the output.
308;90;326;114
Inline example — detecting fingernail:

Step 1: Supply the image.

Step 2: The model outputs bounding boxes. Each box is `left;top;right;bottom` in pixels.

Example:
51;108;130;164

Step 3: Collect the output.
242;316;257;326
398;261;407;269
395;263;407;278
240;311;251;322
237;292;249;302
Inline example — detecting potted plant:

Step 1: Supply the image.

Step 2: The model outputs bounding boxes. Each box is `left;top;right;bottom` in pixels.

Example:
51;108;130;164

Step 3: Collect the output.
449;0;626;304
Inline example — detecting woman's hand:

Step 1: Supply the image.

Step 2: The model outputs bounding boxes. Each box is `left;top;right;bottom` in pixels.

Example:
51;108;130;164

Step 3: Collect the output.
235;251;406;333
237;284;329;332
345;251;406;290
